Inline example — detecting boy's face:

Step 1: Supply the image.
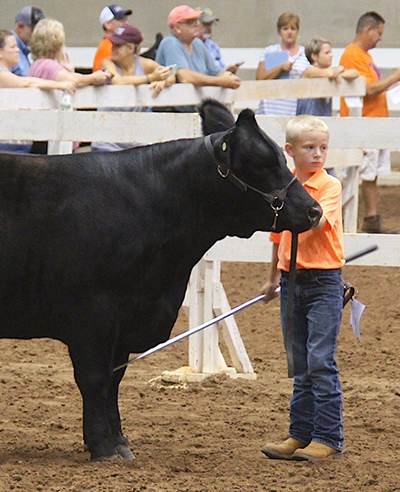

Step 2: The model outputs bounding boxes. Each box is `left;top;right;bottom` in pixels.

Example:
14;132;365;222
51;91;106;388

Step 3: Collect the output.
315;43;333;68
285;130;329;178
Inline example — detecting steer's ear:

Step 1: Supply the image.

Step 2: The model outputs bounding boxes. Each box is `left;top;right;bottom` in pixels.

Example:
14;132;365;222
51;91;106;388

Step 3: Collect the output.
235;108;258;130
198;99;236;135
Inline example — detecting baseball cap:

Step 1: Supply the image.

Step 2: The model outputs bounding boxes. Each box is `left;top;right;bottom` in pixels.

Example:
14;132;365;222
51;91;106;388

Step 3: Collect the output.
197;7;219;23
15;5;45;27
99;5;133;25
168;5;203;27
109;24;143;45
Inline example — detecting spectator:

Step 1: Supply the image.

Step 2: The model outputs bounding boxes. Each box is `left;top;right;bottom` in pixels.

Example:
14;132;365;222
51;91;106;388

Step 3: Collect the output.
155;5;241;90
92;24;175;152
196;7;243;74
93;4;132;72
28;18;111;87
256;12;310;115
12;5;45;76
340;11;399;233
102;24;174;98
0;29;75;153
297;38;359;116
261;115;345;462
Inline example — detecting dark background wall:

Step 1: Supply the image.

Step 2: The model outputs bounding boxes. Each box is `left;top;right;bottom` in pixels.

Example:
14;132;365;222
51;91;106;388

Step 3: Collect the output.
1;0;400;49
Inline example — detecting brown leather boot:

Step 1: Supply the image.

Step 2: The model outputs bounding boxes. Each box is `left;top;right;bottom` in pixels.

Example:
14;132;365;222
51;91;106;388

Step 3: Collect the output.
293;441;342;461
361;215;398;234
261;437;306;460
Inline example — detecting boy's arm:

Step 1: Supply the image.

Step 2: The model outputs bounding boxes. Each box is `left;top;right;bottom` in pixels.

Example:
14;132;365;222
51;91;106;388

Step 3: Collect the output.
341;69;359;81
302;66;344;80
261;242;280;303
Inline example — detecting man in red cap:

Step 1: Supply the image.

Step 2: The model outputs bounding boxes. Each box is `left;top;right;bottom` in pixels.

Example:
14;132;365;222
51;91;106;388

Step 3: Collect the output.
155;5;240;93
93;4;133;72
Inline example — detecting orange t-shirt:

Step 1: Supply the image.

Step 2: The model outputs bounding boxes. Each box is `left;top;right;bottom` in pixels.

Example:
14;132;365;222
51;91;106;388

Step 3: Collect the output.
93;37;112;72
270;169;344;272
340;43;388;117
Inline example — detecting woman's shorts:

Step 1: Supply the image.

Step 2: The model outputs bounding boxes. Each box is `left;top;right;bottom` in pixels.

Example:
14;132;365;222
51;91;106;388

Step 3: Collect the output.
360;149;391;181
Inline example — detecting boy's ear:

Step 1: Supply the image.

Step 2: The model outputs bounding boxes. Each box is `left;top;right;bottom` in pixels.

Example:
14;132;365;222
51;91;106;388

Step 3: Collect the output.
285;142;295;158
311;52;318;64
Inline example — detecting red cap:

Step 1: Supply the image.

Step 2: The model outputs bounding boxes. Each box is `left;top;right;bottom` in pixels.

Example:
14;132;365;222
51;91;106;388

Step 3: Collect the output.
109;24;143;45
168;5;203;27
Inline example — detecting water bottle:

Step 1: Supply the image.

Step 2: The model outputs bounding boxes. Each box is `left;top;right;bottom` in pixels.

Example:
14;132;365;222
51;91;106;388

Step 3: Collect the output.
59;91;72;111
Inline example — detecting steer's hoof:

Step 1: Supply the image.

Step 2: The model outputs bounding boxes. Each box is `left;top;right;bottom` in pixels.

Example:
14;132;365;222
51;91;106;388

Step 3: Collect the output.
91;453;120;462
116;444;135;460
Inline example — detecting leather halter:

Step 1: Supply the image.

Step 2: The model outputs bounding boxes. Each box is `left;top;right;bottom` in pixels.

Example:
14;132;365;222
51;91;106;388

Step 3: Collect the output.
204;134;297;231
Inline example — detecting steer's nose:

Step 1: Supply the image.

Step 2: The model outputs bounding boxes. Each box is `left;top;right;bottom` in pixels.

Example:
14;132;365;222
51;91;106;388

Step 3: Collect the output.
308;206;323;228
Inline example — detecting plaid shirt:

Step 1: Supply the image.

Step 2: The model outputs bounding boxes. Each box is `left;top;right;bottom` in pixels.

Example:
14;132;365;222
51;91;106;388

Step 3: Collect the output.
204;38;225;71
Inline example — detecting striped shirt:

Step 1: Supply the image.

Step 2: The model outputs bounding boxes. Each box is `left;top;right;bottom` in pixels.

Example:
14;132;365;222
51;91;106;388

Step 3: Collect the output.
257;44;310;116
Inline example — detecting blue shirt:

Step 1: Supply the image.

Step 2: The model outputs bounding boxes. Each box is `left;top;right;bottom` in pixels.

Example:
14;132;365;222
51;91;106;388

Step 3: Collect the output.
204;38;226;71
296;97;332;117
11;31;31;76
156;35;221;76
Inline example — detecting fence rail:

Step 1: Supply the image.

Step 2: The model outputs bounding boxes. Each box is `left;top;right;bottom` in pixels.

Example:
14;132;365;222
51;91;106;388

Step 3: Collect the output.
0;78;365;109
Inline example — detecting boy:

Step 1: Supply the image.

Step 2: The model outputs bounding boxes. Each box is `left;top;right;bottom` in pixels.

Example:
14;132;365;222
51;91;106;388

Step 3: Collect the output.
261;115;345;461
297;38;359;116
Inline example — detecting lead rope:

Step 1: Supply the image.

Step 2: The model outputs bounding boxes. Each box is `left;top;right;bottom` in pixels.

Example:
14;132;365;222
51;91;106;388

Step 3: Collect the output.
284;232;298;378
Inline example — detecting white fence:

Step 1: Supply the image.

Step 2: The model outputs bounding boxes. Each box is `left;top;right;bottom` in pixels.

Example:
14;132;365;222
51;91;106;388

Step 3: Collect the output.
1;80;399;380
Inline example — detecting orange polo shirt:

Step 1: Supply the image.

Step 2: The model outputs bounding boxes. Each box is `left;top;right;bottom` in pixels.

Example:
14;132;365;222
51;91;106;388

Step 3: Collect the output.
270;169;344;272
340;43;388;117
93;37;112;72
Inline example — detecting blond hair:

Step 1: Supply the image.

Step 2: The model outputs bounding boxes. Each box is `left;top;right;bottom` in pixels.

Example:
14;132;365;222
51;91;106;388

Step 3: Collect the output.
305;37;331;64
30;18;65;60
286;115;329;144
277;12;300;31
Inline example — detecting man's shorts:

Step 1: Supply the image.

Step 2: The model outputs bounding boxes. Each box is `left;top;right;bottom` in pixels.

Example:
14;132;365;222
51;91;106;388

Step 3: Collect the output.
360;149;391;181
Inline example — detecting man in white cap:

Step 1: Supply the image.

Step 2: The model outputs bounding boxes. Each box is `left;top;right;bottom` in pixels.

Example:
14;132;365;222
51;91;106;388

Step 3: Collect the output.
93;4;132;72
12;5;45;76
156;5;240;92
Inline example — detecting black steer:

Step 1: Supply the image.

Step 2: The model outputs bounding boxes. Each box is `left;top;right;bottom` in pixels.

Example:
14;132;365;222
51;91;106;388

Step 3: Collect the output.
0;100;321;461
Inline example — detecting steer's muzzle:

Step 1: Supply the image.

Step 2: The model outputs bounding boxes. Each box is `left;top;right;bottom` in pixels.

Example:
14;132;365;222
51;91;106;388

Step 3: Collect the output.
308;205;323;228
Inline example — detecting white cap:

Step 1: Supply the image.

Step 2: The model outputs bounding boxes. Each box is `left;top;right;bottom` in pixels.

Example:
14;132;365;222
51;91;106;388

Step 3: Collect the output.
99;5;132;25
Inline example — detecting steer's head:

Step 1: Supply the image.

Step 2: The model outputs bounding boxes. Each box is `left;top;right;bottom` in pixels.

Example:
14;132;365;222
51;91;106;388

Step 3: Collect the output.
199;99;322;234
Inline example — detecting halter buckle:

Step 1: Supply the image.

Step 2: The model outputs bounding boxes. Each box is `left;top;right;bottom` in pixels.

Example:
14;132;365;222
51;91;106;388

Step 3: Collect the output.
217;165;229;179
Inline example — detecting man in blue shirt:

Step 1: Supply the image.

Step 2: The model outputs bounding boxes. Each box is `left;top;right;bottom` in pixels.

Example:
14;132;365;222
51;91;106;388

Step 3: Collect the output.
12;5;45;76
156;5;240;89
196;7;243;74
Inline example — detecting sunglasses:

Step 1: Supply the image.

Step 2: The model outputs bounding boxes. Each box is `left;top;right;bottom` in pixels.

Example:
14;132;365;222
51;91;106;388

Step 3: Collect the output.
181;19;200;26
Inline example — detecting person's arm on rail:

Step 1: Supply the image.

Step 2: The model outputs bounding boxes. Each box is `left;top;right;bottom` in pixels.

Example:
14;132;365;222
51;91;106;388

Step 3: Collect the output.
177;68;241;88
302;65;345;80
54;68;111;88
0;70;76;93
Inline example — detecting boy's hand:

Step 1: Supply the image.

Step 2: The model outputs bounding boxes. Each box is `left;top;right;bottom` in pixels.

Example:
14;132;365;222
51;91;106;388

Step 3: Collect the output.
261;281;280;303
329;66;345;81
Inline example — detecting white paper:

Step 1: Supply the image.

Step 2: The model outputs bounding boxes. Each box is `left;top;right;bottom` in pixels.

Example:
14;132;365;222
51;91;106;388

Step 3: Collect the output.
387;84;400;106
350;298;366;339
344;96;363;109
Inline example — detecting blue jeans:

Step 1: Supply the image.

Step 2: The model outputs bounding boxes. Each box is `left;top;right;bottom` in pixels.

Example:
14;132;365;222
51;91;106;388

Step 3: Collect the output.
280;269;344;451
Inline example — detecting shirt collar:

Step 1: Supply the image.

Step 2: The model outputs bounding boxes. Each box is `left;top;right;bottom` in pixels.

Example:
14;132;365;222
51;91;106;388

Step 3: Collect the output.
12;31;30;55
292;167;327;190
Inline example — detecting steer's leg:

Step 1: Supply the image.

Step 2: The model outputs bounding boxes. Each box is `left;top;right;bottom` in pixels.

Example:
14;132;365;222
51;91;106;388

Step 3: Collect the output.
69;339;117;461
106;349;135;460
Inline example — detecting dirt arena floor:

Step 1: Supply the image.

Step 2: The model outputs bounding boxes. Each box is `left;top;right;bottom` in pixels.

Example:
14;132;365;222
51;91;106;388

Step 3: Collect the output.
0;186;399;492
